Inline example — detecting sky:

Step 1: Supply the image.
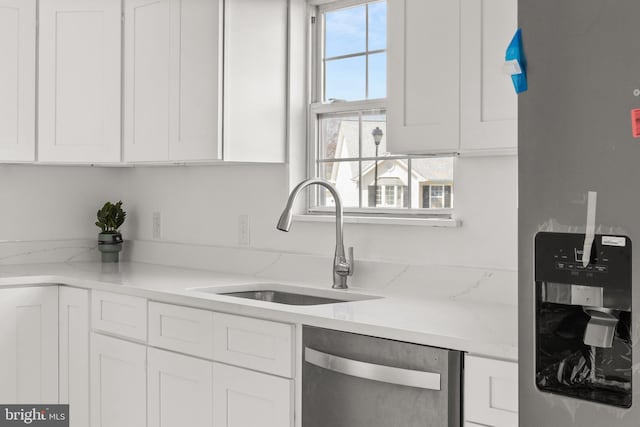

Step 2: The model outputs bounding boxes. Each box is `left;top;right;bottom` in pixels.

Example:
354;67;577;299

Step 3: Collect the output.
324;1;387;101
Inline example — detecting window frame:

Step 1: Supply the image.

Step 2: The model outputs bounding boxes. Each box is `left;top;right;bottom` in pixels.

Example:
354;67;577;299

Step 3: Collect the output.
306;0;455;219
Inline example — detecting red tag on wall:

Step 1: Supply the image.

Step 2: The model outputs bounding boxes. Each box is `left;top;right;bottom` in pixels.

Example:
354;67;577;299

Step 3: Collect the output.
632;109;640;138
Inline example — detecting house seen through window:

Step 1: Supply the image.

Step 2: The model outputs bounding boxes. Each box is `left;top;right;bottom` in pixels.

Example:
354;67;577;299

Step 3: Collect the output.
310;0;455;215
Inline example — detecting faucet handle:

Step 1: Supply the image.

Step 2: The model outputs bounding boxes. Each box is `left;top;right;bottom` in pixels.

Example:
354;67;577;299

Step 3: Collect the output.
347;247;354;276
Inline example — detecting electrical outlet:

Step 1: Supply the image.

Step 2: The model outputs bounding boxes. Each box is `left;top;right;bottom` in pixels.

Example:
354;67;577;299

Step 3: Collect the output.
238;214;250;246
152;212;162;240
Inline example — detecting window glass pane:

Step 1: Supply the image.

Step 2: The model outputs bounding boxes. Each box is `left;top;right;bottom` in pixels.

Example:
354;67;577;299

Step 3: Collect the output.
326;56;366;101
325;5;366;58
444;185;452;208
421;185;430;208
368;1;386;51
385;186;395;205
411;157;455;209
368;52;386;99
319;113;360;160
361;111;386;157
318;161;360;208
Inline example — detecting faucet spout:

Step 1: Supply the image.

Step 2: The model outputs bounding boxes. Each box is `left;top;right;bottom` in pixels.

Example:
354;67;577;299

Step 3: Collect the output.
276;178;353;289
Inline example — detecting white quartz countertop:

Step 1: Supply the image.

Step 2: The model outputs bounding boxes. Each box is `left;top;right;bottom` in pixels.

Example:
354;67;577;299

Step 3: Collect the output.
0;261;518;361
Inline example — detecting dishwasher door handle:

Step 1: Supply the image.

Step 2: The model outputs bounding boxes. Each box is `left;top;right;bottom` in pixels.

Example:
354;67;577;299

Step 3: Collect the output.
304;347;441;391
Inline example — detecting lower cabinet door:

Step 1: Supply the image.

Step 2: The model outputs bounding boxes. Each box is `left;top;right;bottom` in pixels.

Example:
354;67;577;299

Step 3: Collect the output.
0;286;58;404
90;333;146;427
147;347;213;427
212;362;293;427
59;287;90;427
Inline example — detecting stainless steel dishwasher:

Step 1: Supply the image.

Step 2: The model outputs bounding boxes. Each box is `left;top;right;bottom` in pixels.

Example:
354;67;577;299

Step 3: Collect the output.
302;326;462;427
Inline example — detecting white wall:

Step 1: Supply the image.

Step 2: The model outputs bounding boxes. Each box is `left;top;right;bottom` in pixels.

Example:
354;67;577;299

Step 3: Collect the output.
0;156;517;270
0;164;125;241
122;156;517;270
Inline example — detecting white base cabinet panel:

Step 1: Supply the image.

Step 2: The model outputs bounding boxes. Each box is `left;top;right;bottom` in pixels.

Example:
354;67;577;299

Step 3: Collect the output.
59;287;90;427
148;347;213;427
465;355;518;427
38;0;122;163
212;362;293;427
90;333;147;427
0;286;58;404
0;0;36;162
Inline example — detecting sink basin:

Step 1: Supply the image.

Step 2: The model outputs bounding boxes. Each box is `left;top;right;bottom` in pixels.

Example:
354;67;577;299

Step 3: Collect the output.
219;290;346;306
189;283;380;306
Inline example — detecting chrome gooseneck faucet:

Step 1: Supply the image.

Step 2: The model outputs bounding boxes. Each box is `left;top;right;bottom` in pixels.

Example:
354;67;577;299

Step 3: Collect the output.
276;178;354;289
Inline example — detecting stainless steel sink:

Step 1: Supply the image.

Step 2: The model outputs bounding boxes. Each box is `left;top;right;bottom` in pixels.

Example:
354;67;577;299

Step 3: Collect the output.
220;290;347;306
189;283;380;306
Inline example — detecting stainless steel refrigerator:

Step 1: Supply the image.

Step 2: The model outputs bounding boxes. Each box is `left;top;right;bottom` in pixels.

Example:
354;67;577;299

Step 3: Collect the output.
519;0;640;425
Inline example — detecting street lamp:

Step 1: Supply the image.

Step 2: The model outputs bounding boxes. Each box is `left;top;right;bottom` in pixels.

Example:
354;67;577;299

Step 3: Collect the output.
372;127;383;207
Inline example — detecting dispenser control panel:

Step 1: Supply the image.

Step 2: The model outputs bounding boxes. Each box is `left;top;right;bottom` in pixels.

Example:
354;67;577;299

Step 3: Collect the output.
536;232;630;285
535;232;631;311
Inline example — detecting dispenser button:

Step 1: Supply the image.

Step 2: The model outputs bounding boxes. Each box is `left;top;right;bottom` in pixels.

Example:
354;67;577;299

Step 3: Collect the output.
595;265;609;273
555;261;566;269
570;285;604;307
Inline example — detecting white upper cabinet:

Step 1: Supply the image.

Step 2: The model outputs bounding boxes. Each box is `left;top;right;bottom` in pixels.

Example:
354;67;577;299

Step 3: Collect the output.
387;0;517;156
124;0;222;162
38;0;122;163
124;0;171;162
223;0;288;163
0;0;36;162
460;0;517;154
0;287;58;404
387;0;461;154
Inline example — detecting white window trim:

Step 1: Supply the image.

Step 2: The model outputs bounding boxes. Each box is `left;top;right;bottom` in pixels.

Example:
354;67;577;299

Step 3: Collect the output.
305;0;457;222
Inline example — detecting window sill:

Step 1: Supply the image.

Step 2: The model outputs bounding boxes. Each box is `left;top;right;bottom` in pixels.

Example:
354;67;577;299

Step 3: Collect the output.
292;214;462;227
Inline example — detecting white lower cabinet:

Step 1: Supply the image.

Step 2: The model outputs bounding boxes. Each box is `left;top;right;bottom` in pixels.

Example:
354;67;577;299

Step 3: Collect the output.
0;286;58;404
90;333;147;427
213;362;293;427
59;287;90;427
148;347;213;427
465;355;519;427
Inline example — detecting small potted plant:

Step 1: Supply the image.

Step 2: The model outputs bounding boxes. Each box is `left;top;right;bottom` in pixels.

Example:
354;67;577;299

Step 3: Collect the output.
95;201;126;263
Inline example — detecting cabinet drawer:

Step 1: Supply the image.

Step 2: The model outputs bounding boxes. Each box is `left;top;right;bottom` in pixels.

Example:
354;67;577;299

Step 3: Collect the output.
148;302;215;359
213;313;294;378
92;291;147;341
465;355;518;427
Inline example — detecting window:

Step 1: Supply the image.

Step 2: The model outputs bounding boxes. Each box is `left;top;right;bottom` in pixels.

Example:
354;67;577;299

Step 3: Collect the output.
420;183;453;209
308;0;455;217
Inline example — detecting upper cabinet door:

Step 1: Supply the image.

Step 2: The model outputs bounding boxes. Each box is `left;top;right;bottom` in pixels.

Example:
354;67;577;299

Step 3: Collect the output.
0;0;36;162
168;0;222;161
38;0;122;163
387;0;461;154
124;0;221;162
460;0;517;154
123;0;171;162
223;0;287;163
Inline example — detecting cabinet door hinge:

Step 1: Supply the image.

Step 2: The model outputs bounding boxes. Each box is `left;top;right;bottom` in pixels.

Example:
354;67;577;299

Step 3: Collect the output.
311;16;316;24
